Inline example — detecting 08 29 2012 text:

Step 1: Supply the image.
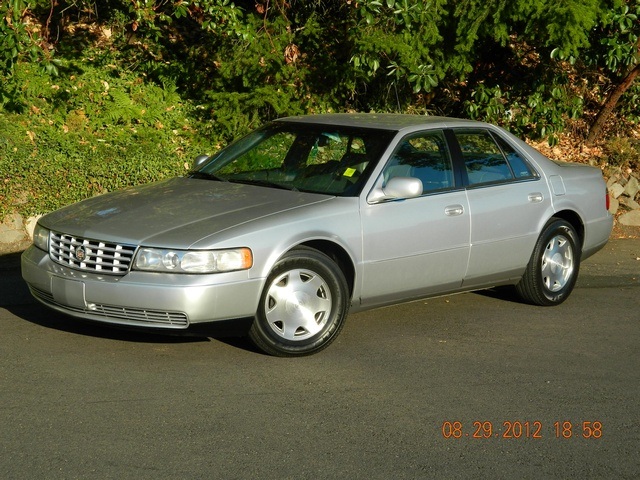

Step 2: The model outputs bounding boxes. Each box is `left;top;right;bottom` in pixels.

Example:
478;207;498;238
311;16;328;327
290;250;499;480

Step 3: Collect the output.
441;420;603;439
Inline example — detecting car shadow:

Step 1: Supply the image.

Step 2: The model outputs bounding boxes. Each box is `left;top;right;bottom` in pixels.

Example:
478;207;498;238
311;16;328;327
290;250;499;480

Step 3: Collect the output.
0;250;23;268
1;250;262;351
472;286;524;303
14;300;265;352
9;302;210;344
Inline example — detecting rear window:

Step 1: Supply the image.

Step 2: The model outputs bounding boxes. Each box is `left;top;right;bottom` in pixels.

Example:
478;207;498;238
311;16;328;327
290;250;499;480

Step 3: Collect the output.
491;134;537;179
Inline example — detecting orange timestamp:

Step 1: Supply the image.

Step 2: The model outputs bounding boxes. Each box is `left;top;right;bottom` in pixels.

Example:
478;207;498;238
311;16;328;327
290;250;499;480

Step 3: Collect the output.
441;420;603;439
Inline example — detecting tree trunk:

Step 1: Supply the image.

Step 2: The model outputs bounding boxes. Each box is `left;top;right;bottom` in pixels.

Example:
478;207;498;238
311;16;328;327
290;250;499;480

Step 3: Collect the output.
586;63;640;146
586;40;640;146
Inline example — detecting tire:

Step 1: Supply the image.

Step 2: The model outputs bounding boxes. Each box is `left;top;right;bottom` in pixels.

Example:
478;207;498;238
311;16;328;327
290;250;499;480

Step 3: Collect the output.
248;247;350;356
515;218;581;306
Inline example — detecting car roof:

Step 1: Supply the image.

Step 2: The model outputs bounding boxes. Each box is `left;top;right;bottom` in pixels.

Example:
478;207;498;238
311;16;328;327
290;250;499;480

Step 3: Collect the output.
275;113;488;132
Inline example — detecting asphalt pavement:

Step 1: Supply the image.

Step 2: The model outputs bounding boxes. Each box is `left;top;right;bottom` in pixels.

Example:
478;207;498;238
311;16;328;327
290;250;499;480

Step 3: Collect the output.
0;239;638;479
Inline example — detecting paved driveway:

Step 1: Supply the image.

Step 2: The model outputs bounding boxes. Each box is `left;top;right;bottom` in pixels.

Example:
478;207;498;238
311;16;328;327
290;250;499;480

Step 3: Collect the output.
1;240;638;479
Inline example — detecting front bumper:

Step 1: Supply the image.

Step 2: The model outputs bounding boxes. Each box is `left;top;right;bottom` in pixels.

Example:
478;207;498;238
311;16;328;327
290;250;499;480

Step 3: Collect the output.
21;246;263;330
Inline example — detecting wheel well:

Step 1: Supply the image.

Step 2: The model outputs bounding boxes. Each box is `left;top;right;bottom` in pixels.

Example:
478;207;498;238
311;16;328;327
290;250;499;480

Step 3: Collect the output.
298;240;355;295
551;210;585;246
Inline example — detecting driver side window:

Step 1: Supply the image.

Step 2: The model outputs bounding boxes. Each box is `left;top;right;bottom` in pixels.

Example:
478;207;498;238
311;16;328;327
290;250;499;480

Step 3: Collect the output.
383;130;454;193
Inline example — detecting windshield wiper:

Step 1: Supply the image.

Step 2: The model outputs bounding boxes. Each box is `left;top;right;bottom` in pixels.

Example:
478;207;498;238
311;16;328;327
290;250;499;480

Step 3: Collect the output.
189;171;228;182
229;178;298;192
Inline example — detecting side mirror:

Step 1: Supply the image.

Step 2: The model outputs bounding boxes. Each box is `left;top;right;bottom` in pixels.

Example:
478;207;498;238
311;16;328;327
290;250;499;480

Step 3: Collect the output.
367;177;423;204
193;154;210;169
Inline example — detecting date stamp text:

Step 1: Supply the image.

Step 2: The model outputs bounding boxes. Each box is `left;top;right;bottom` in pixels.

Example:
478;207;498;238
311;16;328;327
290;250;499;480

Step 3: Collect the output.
441;420;603;439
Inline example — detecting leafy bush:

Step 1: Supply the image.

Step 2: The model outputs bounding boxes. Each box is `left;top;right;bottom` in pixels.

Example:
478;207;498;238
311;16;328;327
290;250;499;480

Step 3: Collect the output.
463;82;584;146
0;57;218;220
2;0;640;224
604;136;640;171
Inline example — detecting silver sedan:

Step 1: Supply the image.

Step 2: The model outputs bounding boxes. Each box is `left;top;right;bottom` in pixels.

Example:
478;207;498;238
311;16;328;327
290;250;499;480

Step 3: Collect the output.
22;114;613;356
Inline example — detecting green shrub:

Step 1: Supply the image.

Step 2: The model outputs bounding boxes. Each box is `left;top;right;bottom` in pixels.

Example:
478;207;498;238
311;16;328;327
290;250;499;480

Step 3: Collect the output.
604;136;640;171
0;59;219;221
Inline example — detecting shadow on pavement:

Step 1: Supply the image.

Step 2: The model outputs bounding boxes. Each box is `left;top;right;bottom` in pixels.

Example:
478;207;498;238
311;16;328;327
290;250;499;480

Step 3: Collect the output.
1;250;244;346
8;301;211;344
3;239;636;350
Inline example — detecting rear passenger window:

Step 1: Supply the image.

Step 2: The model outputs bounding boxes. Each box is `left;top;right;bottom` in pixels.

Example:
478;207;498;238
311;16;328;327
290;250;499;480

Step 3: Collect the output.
383;130;454;192
492;134;537;179
454;130;514;185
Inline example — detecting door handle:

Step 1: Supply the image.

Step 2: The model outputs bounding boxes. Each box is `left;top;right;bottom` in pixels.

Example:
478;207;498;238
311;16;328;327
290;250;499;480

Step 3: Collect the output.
445;204;464;216
528;193;544;203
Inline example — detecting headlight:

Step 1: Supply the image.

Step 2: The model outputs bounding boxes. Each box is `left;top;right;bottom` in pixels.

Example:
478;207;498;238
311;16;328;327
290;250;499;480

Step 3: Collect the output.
134;247;253;273
33;224;50;252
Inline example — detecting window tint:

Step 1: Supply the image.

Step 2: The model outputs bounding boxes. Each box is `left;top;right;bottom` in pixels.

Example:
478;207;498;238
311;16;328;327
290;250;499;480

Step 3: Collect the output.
383;130;454;192
455;130;514;185
492;134;537;179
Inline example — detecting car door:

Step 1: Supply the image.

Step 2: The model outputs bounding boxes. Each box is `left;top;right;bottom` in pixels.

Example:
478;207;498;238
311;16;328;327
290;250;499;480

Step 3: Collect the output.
450;129;551;287
360;130;471;307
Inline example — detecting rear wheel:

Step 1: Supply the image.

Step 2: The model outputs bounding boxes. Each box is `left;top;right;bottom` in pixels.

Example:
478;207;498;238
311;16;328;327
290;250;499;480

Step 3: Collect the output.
249;247;349;356
516;218;581;306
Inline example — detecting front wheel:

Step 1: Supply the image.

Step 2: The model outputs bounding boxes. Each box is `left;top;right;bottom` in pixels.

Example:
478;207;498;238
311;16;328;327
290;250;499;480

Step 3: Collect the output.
249;247;350;356
516;218;581;306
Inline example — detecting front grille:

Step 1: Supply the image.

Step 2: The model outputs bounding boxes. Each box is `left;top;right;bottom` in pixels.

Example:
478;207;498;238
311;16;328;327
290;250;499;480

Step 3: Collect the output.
50;232;136;275
29;286;189;328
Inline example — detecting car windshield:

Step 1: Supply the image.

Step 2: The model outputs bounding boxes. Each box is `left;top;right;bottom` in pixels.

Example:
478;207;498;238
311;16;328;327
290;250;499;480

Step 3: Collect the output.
193;122;395;196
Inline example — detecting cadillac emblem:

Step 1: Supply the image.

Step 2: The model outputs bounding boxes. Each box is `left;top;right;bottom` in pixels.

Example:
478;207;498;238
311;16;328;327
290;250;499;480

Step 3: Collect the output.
74;246;87;262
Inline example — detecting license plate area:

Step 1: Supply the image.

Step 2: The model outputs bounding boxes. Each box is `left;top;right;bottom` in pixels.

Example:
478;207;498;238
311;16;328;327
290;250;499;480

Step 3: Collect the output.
51;277;86;309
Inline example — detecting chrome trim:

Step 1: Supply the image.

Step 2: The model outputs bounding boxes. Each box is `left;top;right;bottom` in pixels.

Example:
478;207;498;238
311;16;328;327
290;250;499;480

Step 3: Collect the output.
49;232;136;275
29;286;189;328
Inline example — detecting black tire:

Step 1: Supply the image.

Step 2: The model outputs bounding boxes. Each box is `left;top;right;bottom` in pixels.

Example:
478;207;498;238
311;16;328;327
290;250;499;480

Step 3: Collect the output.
516;218;581;306
248;247;350;356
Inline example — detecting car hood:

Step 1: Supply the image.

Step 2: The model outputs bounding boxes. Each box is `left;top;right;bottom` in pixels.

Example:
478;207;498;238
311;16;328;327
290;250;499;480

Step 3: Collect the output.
40;177;333;248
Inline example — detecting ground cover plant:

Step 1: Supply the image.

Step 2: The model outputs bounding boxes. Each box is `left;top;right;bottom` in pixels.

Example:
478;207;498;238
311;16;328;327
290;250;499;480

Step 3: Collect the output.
1;0;639;221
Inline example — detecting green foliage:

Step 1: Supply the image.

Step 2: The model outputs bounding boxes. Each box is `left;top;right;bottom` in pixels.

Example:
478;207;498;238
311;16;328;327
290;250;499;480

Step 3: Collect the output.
0;0;56;111
0;0;40;73
0;57;217;220
349;0;447;109
604;135;640;170
0;0;64;77
464;78;584;146
617;83;640;124
2;0;640;221
516;0;606;59
585;1;639;74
